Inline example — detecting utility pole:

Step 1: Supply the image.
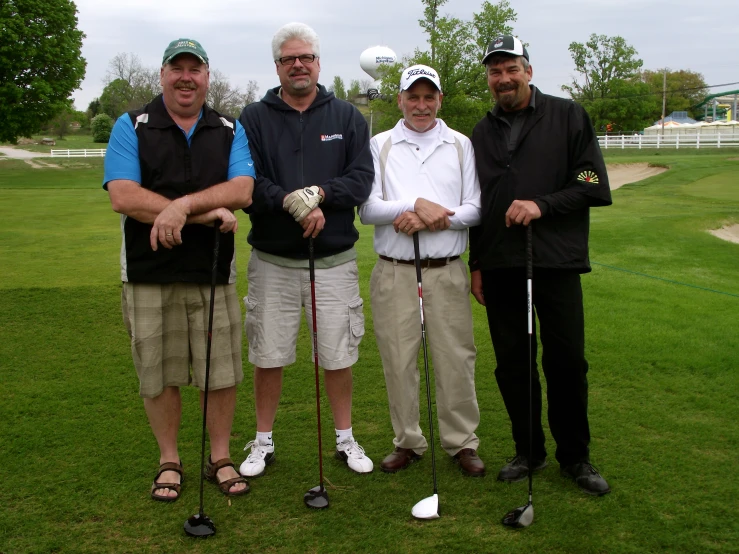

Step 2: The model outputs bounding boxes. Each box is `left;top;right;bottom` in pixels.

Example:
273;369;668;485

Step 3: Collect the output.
661;68;667;136
430;0;438;66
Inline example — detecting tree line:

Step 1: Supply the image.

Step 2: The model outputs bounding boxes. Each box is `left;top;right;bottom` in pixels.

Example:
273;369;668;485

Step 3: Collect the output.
2;0;711;144
562;34;708;134
366;0;708;137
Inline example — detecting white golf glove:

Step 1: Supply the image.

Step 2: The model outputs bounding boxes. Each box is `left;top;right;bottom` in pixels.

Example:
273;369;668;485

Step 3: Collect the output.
283;186;322;223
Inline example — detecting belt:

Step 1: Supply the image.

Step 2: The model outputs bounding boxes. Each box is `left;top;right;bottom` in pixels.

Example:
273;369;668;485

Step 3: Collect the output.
379;255;459;268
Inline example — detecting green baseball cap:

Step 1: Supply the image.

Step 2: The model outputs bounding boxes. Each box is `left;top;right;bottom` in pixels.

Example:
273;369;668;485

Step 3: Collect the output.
162;38;209;65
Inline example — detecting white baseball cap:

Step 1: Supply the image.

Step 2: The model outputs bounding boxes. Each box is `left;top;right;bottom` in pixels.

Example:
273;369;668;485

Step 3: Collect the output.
399;64;442;93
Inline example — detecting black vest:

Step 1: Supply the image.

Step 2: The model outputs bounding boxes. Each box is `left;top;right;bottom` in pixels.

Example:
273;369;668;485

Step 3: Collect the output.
123;95;236;284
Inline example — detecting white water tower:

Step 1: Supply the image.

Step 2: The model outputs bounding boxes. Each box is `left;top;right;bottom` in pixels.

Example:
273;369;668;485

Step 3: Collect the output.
360;45;397;137
360;46;397;81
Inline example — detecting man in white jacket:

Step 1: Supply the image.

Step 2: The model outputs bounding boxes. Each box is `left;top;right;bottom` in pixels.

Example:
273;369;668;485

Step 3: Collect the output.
358;64;484;476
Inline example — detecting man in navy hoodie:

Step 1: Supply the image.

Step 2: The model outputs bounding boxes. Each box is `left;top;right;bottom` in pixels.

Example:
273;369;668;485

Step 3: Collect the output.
238;22;374;478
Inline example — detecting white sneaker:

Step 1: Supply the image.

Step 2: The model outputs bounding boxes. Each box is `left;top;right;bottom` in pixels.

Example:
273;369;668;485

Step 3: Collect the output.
239;439;275;477
335;438;374;474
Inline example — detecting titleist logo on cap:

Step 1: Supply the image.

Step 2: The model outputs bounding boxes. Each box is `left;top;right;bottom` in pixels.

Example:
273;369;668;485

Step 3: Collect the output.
406;68;437;79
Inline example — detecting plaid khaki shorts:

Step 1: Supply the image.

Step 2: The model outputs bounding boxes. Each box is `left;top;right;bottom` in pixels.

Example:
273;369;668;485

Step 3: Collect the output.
122;282;243;398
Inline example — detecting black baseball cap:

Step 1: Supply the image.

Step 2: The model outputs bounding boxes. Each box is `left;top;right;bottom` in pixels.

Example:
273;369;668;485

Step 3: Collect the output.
481;35;529;65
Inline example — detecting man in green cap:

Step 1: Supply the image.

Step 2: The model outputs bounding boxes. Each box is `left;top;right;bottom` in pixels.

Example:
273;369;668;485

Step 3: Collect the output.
103;38;255;502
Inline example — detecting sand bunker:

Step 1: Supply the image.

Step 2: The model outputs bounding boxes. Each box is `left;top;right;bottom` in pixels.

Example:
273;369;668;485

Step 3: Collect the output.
709;224;739;245
606;163;667;189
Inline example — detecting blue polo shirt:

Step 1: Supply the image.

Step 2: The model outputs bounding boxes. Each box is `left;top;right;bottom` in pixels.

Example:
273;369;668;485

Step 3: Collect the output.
103;107;255;187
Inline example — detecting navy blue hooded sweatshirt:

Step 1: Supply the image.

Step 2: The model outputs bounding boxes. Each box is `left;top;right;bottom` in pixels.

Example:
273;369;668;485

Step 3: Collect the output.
239;84;373;259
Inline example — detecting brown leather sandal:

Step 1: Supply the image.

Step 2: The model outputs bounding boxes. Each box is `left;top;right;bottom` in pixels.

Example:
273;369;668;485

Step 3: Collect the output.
205;457;250;497
151;461;183;502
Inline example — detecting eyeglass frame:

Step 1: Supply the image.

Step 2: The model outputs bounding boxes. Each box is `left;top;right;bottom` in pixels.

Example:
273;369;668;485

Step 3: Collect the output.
276;54;318;66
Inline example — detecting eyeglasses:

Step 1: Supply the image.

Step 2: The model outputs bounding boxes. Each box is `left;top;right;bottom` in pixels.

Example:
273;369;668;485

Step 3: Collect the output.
277;54;317;66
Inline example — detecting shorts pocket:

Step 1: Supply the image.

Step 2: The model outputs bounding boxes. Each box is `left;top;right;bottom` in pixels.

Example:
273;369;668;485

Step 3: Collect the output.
348;297;365;349
243;296;258;343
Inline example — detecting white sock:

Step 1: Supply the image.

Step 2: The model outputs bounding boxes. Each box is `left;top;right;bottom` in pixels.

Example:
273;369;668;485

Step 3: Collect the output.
256;431;273;446
336;427;353;445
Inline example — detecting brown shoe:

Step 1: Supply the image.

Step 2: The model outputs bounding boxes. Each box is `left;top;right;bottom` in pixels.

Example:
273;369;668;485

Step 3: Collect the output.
454;448;486;477
380;447;422;473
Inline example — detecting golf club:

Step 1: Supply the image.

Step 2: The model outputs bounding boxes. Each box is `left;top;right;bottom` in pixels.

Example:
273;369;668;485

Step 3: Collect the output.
304;236;329;509
184;221;221;538
410;232;440;520
502;224;535;529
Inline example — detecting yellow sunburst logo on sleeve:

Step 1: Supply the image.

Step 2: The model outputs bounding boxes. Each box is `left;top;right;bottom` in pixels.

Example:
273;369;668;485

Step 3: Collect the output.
578;170;599;184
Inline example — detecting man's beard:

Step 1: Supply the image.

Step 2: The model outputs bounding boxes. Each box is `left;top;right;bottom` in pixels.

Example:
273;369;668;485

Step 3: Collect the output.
289;72;313;94
495;84;525;111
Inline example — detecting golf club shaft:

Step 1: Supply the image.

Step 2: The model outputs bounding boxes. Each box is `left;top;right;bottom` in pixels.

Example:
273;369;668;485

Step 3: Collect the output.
413;233;437;495
309;237;325;488
198;220;221;515
526;224;533;505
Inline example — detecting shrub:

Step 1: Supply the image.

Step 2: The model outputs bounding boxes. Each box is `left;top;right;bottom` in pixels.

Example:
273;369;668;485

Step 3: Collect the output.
91;114;114;143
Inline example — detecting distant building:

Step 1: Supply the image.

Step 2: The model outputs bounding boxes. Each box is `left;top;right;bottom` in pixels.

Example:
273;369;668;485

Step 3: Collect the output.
653;111;697;126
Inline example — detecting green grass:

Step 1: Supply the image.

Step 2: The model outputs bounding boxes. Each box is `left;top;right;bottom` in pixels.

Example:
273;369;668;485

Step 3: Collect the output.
0;149;738;553
1;132;103;153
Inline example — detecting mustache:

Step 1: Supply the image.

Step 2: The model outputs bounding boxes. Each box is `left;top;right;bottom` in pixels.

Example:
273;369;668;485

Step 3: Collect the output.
495;85;517;92
290;70;310;77
175;82;196;90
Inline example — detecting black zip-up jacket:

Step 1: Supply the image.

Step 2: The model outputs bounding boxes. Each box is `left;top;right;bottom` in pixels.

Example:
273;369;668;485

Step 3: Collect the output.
239;84;373;259
470;87;612;273
122;95;236;284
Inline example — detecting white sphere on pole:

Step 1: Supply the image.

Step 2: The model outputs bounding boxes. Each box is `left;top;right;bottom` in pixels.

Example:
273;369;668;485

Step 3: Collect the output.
360;46;397;80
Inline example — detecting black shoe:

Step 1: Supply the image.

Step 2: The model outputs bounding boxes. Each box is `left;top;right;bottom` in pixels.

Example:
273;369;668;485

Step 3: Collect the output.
561;462;611;496
497;455;548;482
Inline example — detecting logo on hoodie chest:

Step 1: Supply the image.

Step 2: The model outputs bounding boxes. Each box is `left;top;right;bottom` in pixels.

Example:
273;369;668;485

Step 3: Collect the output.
321;134;343;142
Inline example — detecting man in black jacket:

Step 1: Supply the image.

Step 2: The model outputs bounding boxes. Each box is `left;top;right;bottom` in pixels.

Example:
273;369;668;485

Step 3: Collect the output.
469;36;612;495
237;22;374;478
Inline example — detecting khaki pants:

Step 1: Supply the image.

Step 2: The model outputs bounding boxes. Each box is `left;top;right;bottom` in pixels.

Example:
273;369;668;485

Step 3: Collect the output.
370;257;480;456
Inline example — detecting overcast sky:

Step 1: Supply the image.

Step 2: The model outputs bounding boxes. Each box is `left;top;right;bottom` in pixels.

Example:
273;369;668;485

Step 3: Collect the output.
71;0;739;111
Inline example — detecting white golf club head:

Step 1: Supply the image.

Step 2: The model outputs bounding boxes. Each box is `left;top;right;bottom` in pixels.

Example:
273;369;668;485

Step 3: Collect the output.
502;503;534;528
411;493;439;520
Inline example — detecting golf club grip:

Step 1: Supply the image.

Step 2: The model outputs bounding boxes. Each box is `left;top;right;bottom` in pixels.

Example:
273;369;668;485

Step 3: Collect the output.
309;236;315;282
207;220;221;348
526;224;532;280
413;233;422;283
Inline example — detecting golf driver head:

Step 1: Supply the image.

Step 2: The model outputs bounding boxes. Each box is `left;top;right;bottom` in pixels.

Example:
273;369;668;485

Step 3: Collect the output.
184;513;216;537
304;485;329;509
411;493;440;520
502;503;534;528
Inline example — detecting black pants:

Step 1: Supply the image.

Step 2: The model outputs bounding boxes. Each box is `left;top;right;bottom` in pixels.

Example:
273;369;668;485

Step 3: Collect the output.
481;268;590;465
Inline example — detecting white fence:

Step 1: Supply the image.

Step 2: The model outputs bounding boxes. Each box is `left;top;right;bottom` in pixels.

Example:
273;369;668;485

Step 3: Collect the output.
51;149;106;158
598;134;739;149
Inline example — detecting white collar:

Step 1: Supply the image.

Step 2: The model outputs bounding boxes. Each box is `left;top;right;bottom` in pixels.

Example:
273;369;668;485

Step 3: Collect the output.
389;118;455;145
